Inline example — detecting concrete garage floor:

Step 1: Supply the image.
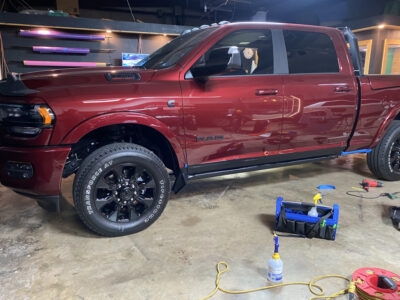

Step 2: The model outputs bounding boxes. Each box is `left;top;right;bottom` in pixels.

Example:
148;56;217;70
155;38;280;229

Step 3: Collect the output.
1;154;399;300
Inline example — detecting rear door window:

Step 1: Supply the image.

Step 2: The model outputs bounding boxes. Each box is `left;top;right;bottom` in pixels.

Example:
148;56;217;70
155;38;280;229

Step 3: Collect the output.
283;30;339;74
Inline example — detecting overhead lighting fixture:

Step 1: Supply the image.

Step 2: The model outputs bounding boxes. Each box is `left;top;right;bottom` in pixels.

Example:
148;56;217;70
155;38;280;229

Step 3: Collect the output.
163;33;167;36
106;29;112;33
20;29;105;40
37;29;51;35
33;46;90;54
378;24;385;29
24;60;107;67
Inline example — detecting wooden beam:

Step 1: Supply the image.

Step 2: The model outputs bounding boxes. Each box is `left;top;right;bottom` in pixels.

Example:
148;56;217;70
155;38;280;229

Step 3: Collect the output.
0;12;190;36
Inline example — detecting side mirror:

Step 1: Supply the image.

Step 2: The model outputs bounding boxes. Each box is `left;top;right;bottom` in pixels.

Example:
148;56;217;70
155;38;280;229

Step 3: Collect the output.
191;64;226;79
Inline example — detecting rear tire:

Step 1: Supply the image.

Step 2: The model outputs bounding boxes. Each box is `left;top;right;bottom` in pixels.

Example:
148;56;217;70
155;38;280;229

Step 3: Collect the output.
73;143;170;237
367;120;400;181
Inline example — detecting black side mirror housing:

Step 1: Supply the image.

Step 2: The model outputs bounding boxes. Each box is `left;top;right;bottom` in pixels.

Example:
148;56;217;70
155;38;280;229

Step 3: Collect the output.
191;64;227;79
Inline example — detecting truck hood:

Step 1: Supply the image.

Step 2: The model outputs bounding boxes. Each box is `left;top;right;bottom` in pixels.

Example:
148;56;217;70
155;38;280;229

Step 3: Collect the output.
19;66;154;94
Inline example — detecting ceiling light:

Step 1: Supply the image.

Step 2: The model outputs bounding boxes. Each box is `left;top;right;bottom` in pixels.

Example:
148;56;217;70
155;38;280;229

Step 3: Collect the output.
106;29;112;33
378;24;385;29
37;29;51;35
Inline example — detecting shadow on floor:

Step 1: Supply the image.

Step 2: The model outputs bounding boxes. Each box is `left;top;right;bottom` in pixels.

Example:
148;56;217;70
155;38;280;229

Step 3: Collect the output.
257;213;276;234
44;196;98;238
173;156;373;200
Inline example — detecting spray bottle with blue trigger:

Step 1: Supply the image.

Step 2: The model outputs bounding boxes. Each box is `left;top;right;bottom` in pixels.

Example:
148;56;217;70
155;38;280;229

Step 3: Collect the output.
267;233;283;283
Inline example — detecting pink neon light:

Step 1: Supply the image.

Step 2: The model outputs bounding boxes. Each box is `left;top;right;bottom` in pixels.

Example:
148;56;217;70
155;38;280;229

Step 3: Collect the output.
20;29;105;40
24;60;107;67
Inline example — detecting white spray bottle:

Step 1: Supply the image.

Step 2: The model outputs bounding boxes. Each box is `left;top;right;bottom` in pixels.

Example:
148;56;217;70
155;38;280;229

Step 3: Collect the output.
267;234;283;283
308;193;322;217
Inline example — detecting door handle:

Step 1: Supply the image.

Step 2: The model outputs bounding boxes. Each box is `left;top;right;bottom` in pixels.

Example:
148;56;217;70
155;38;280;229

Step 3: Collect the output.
334;86;352;93
255;89;278;96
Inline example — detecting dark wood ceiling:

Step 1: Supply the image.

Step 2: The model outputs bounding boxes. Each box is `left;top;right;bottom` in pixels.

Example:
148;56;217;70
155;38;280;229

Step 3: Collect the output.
1;0;395;26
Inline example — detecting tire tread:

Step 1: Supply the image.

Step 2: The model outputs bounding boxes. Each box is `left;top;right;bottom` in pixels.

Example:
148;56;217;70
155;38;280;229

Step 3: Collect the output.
367;120;400;181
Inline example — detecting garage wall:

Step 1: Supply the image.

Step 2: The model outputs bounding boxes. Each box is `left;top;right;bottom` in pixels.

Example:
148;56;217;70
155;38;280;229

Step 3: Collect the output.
1;27;173;73
356;28;400;74
0;12;190;74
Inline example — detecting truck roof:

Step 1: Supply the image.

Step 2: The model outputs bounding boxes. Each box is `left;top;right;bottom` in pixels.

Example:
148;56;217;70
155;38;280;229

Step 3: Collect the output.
221;21;340;32
185;21;341;35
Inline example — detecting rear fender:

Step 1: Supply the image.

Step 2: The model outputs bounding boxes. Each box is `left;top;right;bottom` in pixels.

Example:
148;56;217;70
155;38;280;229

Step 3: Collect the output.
370;104;400;148
59;112;186;168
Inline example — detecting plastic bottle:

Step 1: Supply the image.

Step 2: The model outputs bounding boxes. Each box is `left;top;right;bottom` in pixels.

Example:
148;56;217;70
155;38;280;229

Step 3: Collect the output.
267;234;283;283
308;193;322;217
308;206;318;217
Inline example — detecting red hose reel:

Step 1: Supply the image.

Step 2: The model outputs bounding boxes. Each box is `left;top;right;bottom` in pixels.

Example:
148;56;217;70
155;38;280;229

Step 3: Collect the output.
352;268;400;300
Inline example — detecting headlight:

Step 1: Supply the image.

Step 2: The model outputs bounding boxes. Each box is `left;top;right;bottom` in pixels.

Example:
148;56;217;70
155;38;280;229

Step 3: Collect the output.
0;104;55;137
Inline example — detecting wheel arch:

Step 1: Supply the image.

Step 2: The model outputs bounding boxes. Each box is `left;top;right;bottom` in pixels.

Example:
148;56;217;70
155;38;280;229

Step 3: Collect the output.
370;104;400;148
60;112;185;168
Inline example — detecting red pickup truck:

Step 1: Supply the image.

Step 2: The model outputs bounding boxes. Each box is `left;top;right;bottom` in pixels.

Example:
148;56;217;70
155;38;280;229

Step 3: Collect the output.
1;22;400;236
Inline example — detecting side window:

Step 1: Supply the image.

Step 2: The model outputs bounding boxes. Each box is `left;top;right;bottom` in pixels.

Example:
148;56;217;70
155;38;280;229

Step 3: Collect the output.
191;29;274;77
283;30;339;74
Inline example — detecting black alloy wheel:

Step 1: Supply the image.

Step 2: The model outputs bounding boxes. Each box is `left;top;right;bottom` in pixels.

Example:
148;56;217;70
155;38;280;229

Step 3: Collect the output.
95;163;157;224
389;136;400;174
73;143;170;236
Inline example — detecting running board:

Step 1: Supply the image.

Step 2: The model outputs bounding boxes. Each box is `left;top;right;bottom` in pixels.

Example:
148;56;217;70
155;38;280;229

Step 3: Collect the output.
187;154;339;180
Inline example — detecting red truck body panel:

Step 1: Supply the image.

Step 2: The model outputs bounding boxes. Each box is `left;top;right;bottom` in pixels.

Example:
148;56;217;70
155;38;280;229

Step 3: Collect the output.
1;22;400;197
0;146;70;195
349;76;400;150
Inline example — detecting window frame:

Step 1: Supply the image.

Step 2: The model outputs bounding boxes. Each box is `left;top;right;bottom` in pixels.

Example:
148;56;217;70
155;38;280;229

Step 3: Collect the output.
381;39;400;74
184;27;344;80
358;39;373;75
184;28;288;80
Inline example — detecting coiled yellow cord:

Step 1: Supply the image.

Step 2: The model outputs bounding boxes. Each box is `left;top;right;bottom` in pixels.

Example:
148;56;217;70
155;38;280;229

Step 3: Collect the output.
200;261;353;300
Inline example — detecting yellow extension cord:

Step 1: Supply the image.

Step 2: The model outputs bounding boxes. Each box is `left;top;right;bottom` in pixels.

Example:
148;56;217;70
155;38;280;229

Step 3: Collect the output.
200;261;356;300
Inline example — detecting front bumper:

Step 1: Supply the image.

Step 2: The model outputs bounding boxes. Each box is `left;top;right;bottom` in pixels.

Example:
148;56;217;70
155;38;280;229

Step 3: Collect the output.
0;145;71;196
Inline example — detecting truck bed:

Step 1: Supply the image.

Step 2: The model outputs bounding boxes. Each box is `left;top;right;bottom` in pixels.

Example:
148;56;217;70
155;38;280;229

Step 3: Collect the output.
367;75;400;90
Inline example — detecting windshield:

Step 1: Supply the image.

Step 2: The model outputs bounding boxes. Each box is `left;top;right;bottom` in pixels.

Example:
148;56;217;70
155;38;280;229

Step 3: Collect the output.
137;27;218;70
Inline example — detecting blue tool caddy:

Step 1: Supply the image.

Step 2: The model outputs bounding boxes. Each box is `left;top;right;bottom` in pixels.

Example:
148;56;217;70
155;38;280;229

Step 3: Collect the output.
275;197;339;240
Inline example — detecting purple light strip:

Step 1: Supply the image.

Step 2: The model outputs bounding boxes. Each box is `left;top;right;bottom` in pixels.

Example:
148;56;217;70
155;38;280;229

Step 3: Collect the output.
20;29;105;40
33;46;90;54
24;60;107;67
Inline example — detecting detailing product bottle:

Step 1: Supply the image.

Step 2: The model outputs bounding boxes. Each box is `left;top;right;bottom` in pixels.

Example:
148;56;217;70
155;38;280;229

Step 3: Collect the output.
267;234;283;283
308;193;322;217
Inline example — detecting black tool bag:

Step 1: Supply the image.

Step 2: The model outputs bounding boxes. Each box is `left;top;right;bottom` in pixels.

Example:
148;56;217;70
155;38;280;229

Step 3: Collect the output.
275;203;335;240
390;206;400;230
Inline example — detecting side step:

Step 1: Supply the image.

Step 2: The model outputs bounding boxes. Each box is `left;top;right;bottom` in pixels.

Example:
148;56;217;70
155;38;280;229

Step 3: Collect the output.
187;154;339;180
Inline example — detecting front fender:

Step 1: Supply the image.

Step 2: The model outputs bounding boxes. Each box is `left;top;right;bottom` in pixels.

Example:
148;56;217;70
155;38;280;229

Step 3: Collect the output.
370;104;400;148
59;112;186;168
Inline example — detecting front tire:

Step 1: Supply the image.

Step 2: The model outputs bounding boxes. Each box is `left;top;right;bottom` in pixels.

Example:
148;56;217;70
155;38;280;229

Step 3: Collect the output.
367;120;400;181
73;143;170;237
